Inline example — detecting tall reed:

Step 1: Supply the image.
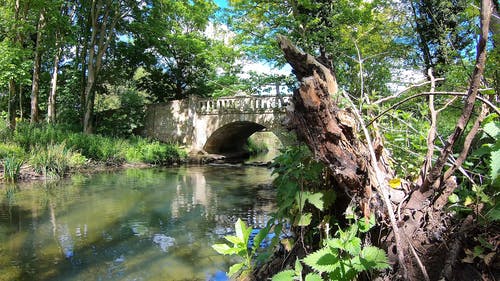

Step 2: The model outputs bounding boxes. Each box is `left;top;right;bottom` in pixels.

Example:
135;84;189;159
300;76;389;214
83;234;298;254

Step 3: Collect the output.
3;156;24;182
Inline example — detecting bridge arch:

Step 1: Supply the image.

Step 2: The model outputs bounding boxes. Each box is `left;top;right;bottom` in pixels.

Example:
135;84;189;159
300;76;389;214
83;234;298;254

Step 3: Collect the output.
203;121;266;154
142;94;293;156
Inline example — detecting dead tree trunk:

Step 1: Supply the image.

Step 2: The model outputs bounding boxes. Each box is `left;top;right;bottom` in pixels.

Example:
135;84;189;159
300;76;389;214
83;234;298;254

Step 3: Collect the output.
277;1;493;279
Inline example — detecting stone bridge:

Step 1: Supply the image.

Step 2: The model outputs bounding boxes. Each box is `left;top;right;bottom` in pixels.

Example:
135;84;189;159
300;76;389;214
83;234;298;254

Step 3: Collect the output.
142;94;291;155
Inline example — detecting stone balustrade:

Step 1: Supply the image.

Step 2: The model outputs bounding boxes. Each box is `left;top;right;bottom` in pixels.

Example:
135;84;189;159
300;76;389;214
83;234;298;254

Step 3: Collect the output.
195;95;291;115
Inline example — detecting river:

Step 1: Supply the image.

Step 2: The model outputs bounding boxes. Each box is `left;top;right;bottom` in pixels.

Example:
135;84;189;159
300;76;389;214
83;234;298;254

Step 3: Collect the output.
0;166;277;281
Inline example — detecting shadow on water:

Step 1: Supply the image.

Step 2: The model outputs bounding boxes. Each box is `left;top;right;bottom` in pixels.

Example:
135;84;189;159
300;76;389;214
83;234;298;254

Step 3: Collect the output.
0;166;276;281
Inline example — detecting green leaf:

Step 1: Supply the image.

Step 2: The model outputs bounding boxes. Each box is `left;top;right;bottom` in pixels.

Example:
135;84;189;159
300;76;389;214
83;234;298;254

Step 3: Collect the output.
212;243;232;255
307;192;324;211
253;226;270;250
296;212;313;226
490;148;500;187
327;238;343;250
235;218;252;245
271;270;295;281
483;121;500;139
359;246;390;270
358;214;376;233
448;194;460;204
305;273;323;281
295;191;324;211
294;258;303;276
345;237;362;256
228;262;245;277
225;235;242;245
303;247;340;273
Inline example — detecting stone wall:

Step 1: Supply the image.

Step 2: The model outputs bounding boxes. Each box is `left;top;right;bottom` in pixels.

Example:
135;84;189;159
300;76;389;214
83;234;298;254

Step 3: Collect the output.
142;99;196;146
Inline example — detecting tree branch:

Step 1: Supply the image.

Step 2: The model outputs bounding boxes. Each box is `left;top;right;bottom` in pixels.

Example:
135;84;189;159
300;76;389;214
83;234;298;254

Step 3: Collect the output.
368;91;499;126
421;0;494;192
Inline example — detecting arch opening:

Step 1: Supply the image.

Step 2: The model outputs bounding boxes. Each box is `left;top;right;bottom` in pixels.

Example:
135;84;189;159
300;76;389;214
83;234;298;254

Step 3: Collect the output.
203;121;267;156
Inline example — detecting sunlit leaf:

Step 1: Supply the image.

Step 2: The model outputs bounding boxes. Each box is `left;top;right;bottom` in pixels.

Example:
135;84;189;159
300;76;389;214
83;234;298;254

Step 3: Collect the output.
271;270;295;281
225;235;242;245
303;247;340;273
360;246;390;270
389;178;401;189
307;192;324;211
345;237;362;256
448;194;460;204
305;273;323;281
212;243;232;255
464;196;474;206
296;212;312;226
228;262;245;277
294;258;303;276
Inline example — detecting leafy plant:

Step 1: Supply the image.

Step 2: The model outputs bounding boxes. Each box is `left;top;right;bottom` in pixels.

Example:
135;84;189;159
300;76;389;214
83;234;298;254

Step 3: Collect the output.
3;156;24;182
272;216;389;281
212;218;281;278
271;146;332;221
29;143;74;178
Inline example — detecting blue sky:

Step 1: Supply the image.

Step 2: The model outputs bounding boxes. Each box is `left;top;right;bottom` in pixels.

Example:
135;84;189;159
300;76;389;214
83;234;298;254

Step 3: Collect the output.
214;0;228;8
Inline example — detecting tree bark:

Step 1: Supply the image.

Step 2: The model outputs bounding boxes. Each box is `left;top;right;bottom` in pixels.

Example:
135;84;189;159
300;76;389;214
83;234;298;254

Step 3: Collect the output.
82;0;123;134
31;8;46;124
48;44;61;124
8;80;17;130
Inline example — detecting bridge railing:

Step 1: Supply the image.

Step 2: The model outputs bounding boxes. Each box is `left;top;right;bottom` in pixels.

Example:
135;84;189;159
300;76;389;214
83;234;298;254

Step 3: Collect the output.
195;95;291;115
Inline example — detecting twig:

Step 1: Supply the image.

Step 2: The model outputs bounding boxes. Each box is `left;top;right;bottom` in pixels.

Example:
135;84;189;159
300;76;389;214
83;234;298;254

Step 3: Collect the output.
368;91;499;127
406;236;430;281
421;0;494;192
443;102;490;182
419;69;438;186
341;90;409;280
373;78;445;105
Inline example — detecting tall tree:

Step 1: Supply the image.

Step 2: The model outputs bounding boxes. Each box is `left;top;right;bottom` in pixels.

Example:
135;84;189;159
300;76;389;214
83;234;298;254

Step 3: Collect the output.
130;0;239;102
0;0;33;129
30;5;46;123
409;0;476;75
226;0;408;99
79;0;132;133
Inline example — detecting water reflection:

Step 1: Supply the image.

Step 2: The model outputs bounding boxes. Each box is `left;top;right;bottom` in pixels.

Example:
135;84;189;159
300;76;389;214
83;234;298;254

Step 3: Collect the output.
0;166;276;281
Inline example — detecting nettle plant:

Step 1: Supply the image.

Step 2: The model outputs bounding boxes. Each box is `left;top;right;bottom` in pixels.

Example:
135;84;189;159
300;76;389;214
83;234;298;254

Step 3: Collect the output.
272;215;389;281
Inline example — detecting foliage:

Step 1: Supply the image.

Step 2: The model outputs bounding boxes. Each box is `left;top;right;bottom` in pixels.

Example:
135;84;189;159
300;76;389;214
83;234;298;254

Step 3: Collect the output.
271;146;334;222
29;143;80;178
226;0;409;98
272;215;389;281
95;85;148;137
0;143;25;159
409;0;477;75
125;138;187;165
2;121;185;166
2;156;24;182
212;218;281;278
246;137;269;155
448;115;500;221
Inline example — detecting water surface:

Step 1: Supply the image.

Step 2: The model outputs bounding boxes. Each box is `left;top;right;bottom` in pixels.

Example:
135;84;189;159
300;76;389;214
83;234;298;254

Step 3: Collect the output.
0;166;276;281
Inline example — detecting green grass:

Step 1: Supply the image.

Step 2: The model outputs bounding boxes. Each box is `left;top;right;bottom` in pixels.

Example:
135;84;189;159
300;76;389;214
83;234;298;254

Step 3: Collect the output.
2;122;186;177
